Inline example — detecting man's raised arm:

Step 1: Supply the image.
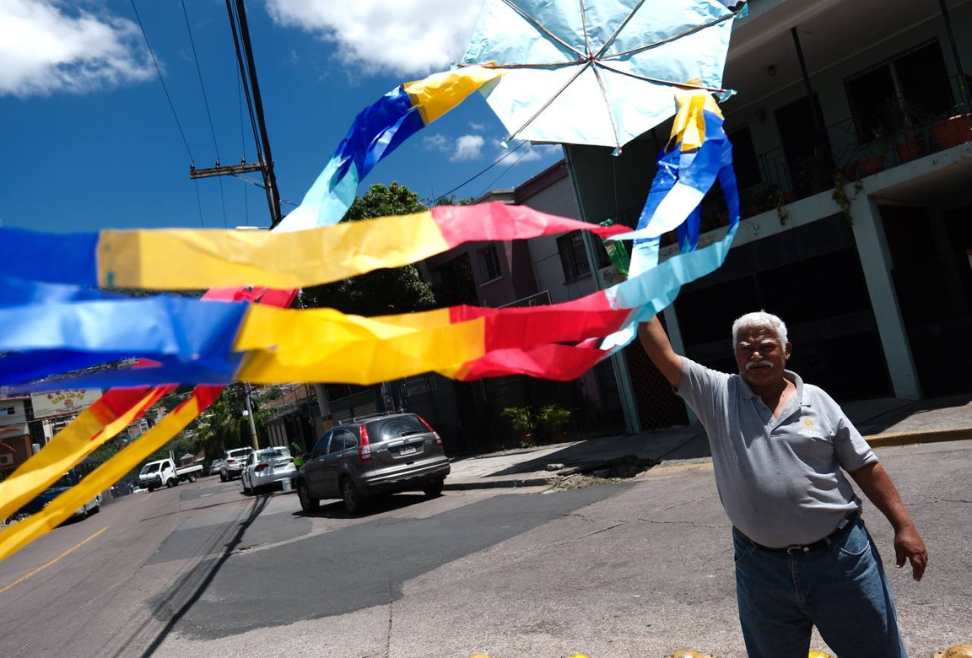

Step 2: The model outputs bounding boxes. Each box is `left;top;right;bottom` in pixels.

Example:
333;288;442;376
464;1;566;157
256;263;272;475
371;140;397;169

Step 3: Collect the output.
637;316;684;389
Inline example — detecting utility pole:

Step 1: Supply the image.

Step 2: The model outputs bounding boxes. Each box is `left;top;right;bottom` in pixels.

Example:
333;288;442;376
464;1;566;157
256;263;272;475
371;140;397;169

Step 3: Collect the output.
190;0;282;227
244;383;260;449
563;147;642;436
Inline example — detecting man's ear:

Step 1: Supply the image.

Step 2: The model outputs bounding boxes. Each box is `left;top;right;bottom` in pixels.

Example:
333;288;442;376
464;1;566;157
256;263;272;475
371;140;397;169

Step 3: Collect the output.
784;341;792;361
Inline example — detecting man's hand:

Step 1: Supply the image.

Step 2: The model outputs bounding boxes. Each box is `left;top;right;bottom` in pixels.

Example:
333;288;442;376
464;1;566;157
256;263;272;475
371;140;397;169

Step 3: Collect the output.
849;462;928;582
894;523;928;581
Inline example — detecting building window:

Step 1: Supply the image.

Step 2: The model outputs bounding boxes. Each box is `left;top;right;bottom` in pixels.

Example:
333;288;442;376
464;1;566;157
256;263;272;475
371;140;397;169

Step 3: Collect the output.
728;126;761;190
846;40;952;142
478;246;502;281
557;231;609;282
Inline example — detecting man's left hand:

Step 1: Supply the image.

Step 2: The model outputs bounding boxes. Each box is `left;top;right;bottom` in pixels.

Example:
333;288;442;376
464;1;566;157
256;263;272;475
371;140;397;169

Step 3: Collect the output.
894;523;928;581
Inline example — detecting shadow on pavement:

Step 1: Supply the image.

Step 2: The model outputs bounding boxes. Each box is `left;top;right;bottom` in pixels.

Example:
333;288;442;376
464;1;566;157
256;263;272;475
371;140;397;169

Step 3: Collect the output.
159;485;629;640
847;393;972;435
293;493;433;519
136;495;271;657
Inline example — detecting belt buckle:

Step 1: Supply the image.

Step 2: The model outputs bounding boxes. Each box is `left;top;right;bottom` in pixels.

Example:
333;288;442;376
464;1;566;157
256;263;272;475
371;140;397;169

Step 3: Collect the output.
785;544;811;554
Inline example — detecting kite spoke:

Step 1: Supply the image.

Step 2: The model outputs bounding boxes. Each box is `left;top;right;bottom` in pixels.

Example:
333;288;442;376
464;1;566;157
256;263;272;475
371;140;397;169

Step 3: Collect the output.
591;63;622;151
595;60;729;96
600;7;741;61
594;0;646;59
499;0;587;61
501;61;591;144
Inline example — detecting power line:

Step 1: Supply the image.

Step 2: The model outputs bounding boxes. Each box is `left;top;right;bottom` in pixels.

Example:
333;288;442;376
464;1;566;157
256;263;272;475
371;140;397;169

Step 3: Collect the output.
230;174;298;208
477;144;534;197
180;0;228;227
193;180;206;227
438;139;528;200
129;0;195;165
226;3;263;164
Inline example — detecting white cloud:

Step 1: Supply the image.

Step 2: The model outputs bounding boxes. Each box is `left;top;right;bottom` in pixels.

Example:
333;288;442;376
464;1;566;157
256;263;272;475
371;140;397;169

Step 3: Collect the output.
264;0;480;75
422;133;449;152
495;139;562;164
0;0;154;97
451;134;485;162
469;121;486;132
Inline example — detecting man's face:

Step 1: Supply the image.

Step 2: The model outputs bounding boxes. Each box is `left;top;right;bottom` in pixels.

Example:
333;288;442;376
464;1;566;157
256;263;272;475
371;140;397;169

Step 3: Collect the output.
734;326;791;389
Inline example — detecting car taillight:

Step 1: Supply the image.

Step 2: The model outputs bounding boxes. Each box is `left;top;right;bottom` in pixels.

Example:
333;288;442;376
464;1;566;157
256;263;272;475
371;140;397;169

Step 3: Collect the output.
417;416;442;447
255;463;268;472
358;425;372;463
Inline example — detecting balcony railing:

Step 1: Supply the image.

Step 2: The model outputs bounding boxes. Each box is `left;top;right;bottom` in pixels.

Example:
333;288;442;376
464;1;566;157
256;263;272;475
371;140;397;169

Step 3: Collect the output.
729;75;972;224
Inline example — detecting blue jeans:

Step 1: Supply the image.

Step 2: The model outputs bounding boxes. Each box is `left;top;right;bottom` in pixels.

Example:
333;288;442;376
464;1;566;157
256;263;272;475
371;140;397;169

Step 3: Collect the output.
733;517;907;658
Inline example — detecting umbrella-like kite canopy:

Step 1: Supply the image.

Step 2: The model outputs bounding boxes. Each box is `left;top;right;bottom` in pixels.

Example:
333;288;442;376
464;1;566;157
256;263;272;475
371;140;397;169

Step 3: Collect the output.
462;0;744;149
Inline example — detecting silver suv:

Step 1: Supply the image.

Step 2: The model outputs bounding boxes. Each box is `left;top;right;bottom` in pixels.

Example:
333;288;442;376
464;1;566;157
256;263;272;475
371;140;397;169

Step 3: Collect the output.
296;413;450;514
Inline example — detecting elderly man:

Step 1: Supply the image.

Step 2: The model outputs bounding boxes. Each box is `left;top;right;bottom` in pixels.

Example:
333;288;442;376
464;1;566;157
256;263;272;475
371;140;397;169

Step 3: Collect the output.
638;311;927;658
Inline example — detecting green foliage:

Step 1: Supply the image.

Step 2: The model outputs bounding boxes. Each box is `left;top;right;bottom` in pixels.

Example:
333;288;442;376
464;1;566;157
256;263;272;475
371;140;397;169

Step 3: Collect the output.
188;384;264;458
303;183;436;316
537;404;571;433
501;405;536;436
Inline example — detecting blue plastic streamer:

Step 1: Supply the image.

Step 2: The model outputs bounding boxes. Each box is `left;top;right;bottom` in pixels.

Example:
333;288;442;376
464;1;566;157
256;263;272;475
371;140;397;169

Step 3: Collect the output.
0;296;248;387
275;85;425;232
0;230;98;289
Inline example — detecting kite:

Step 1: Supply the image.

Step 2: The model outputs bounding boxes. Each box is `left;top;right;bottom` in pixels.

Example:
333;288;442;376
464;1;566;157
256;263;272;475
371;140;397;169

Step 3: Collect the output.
462;0;741;149
0;2;745;559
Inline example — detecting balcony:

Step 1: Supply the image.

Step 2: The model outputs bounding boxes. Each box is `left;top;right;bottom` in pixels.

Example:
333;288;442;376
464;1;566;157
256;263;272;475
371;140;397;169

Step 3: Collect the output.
690;75;972;234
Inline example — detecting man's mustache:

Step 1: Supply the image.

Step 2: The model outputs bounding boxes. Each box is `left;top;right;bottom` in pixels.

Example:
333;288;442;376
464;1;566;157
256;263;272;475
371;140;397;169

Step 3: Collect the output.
746;360;774;371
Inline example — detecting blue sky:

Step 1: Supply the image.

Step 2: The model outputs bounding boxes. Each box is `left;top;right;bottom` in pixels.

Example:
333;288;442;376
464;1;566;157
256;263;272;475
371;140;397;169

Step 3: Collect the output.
0;1;562;232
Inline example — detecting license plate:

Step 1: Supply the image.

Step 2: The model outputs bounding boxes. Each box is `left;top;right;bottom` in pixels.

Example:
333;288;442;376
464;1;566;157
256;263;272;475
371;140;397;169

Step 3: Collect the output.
399;446;419;456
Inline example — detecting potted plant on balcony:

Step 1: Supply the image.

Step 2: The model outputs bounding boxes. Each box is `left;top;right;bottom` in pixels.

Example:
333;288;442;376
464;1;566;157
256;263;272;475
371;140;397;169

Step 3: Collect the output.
932;109;972;149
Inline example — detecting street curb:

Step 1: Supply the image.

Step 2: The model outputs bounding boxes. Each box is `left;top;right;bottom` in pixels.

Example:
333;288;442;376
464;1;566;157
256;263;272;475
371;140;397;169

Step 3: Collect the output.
444;476;556;491
444;428;972;491
865;427;972;449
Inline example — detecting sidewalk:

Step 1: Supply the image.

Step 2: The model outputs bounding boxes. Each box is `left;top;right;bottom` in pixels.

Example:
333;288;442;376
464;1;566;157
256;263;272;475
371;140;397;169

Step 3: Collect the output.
445;393;972;491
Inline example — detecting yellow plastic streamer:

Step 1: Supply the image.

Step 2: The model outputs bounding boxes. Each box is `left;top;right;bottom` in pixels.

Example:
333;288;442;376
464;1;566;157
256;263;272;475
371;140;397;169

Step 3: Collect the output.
97;210;447;290
0;393;206;560
669;87;724;152
0;388;165;523
403;65;502;124
235;305;485;384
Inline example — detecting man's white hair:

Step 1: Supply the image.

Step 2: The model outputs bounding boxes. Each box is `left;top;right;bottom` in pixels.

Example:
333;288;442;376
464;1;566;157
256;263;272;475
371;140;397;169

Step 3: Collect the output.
732;311;789;346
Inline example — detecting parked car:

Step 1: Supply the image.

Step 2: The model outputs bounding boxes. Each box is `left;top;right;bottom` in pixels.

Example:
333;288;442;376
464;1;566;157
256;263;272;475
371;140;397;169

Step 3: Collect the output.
241;446;297;495
209;458;226;476
296;412;450;515
138;458;202;491
220;447;253;481
17;471;101;519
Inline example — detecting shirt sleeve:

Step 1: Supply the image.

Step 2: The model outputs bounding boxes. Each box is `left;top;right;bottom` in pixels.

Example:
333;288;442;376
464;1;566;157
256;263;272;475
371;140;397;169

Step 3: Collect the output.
676;357;730;431
835;414;878;471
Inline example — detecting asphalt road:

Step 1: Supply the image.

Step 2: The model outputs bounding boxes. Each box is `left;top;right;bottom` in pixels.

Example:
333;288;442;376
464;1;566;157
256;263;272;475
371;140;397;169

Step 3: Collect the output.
0;440;969;657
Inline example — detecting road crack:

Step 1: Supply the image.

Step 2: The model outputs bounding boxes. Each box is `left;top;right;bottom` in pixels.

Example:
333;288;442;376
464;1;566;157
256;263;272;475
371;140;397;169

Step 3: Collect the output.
384;579;394;658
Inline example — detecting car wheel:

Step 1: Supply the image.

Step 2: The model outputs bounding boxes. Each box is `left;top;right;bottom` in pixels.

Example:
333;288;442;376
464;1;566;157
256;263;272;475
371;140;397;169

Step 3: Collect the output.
90;503;100;515
297;481;319;513
341;478;365;515
242;484;252;496
220;472;227;483
147;486;155;493
423;477;445;498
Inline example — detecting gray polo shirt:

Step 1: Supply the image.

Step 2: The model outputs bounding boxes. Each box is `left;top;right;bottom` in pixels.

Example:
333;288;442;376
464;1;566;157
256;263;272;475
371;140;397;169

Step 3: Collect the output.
678;358;877;548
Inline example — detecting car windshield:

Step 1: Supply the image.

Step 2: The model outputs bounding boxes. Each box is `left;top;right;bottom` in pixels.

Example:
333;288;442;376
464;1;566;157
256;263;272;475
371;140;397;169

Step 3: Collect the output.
254;447;291;461
369;415;428;443
54;473;76;487
140;463;160;474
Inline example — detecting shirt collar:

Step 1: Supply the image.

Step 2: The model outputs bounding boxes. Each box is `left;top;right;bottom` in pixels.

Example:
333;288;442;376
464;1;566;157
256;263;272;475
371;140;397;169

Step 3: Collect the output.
739;369;806;405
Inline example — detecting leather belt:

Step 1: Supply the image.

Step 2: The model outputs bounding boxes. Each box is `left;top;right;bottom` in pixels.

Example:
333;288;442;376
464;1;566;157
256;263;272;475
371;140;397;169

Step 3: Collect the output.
738;511;861;554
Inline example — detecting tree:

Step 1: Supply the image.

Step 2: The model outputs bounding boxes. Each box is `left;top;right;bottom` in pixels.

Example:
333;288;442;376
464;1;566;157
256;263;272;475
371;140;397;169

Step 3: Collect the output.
302;183;436;316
